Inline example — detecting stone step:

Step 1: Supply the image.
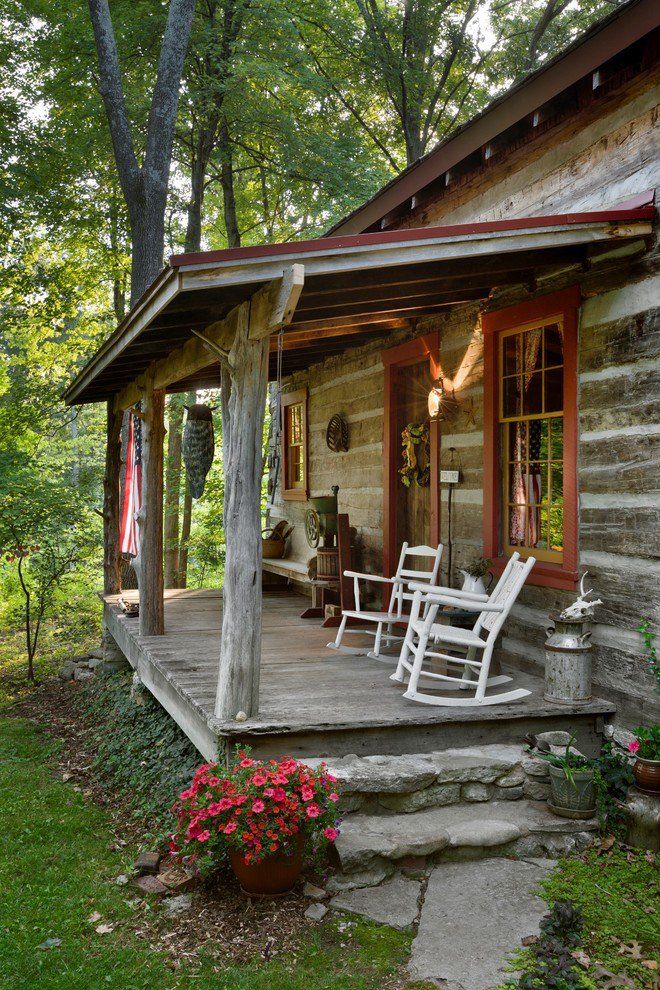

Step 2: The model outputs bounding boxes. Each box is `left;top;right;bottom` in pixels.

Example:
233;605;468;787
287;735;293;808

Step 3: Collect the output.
308;741;559;813
332;799;597;881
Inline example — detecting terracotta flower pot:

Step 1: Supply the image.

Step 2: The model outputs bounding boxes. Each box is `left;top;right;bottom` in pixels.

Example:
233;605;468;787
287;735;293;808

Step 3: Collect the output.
632;757;660;796
229;836;304;897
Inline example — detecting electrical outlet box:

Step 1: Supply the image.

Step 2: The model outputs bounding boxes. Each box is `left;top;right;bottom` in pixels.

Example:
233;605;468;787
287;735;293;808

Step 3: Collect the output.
440;469;460;484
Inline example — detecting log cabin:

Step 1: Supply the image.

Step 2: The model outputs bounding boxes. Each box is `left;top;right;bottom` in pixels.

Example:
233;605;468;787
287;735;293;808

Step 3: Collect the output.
64;0;659;764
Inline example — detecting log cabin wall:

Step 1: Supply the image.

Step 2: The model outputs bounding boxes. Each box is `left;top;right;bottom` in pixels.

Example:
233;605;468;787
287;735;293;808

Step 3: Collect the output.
269;65;659;727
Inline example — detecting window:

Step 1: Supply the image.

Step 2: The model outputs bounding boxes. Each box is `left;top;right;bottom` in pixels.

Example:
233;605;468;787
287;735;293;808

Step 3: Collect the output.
500;321;564;564
482;287;579;590
281;389;308;500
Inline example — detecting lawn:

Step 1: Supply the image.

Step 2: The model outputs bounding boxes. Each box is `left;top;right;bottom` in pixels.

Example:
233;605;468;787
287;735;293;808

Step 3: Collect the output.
0;716;413;990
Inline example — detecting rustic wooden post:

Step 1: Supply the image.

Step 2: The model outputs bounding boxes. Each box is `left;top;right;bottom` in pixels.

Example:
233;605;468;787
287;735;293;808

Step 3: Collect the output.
103;399;123;595
215;303;269;720
138;376;166;636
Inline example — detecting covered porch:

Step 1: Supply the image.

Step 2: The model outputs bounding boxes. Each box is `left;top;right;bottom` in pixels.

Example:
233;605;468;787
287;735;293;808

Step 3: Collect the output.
64;204;653;749
102;586;614;761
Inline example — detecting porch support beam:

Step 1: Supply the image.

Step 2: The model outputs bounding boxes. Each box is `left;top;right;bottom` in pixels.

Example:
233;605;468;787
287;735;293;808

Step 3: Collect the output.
138;374;165;636
248;264;305;340
215;301;269;720
102;399;123;595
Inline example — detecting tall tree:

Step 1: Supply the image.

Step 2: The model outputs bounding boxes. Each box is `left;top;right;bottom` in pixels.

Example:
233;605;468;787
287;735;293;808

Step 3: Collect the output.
88;0;197;302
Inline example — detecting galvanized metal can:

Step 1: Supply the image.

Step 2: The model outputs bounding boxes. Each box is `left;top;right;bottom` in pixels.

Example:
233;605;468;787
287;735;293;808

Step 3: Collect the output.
544;613;592;704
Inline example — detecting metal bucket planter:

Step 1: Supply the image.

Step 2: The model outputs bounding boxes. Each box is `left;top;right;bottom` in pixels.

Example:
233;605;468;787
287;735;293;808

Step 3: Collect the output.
548;764;596;819
544;614;592;704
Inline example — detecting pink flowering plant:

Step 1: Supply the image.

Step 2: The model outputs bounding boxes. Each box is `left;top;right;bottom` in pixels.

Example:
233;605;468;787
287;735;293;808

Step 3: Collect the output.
628;725;660;761
170;749;340;873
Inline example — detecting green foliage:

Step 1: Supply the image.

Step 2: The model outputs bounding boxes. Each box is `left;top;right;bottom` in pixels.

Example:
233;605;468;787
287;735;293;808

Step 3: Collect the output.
638;618;659;690
592;743;634;839
83;671;200;836
0;715;412;990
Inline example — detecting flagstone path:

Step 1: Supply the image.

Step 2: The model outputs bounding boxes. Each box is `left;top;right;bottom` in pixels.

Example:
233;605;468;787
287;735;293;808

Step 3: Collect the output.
329;857;556;990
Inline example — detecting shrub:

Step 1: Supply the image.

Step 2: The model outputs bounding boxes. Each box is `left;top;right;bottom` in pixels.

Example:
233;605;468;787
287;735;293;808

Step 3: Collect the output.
171;751;340;873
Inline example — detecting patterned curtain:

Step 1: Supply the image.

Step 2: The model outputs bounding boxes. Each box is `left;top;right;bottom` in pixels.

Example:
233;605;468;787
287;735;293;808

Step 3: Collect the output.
509;329;542;547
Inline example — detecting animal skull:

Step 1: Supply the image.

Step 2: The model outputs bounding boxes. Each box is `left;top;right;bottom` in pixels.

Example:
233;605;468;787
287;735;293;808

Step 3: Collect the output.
559;572;602;619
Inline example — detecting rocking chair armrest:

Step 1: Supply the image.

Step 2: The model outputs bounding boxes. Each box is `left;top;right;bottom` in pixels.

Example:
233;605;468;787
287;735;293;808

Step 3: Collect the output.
407;581;488;602
432;595;505;613
343;571;398;585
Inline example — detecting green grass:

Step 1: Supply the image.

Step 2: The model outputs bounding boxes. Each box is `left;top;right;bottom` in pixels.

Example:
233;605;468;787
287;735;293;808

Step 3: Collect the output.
0;716;412;990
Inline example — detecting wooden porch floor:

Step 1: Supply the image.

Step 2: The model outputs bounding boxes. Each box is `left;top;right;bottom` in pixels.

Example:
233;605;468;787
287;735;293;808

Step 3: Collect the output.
103;588;615;761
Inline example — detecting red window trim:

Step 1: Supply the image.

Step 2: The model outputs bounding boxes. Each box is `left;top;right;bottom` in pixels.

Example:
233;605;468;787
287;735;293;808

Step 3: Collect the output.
281;388;309;501
482;286;580;591
382;333;440;578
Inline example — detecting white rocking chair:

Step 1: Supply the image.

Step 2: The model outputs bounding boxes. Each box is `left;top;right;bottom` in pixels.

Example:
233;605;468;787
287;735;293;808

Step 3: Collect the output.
327;542;443;661
391;552;536;706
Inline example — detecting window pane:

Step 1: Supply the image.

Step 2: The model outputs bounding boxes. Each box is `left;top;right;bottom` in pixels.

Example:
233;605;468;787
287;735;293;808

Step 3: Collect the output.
528;463;544;505
508;422;526;461
528;418;544;462
550;418;563;459
503;376;521;417
549;500;563;552
551;463;563;504
545;366;563;413
522;327;543;375
544;323;563;367
529;506;548;549
503;334;519;376
523;372;542;415
508;504;527;546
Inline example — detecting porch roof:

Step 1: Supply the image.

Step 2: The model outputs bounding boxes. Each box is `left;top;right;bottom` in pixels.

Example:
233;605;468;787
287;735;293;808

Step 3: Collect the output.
63;205;654;405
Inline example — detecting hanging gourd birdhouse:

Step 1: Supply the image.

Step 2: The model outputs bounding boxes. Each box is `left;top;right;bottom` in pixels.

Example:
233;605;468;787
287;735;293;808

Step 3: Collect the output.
183;403;215;499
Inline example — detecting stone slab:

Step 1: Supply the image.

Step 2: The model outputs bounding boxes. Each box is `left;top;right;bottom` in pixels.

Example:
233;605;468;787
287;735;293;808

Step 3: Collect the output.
330;875;421;930
334;801;599;871
410;858;555;990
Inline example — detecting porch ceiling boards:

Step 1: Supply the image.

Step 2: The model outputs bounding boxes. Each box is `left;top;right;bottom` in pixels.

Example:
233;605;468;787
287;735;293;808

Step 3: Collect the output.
63;207;654;405
102;588;615;761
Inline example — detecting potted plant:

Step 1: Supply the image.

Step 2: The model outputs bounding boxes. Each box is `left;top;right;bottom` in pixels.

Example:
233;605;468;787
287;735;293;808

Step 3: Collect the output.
459;556;493;595
628;725;660;795
529;736;596;819
170;750;340;896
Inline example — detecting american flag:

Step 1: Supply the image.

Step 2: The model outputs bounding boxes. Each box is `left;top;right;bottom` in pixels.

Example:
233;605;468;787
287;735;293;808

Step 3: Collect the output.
119;407;142;557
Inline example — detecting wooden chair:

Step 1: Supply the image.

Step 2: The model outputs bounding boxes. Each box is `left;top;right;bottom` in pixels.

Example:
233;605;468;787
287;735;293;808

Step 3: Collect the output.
326;543;443;661
391;552;536;706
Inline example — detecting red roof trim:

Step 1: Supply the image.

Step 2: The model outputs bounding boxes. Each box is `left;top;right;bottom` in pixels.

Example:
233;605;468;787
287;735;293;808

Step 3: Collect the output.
169;206;655;269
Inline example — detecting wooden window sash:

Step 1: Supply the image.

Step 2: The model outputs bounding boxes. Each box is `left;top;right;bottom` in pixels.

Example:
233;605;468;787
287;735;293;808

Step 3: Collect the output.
482;286;579;591
281;388;308;501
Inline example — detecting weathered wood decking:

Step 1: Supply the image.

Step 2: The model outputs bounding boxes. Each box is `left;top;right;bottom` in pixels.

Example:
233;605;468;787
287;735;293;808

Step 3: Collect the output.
103;588;615;761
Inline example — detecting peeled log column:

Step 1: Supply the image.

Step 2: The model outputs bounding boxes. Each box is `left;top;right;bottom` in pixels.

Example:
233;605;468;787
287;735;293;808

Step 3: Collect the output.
215;304;268;720
103;400;123;595
139;380;165;636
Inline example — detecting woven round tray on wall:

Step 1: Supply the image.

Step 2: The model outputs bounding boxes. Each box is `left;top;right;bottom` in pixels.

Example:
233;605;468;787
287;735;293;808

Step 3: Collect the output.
326;414;349;452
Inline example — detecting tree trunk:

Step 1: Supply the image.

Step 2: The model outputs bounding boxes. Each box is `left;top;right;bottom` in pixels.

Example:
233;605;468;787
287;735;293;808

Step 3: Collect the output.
103;400;123;595
164;395;184;587
219;118;240;248
138;381;165;636
129;186;168;305
215;304;268;720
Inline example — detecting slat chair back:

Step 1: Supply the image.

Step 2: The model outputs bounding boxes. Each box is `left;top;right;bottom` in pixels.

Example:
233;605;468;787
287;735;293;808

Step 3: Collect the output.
417;552;533;644
387;543;443;617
